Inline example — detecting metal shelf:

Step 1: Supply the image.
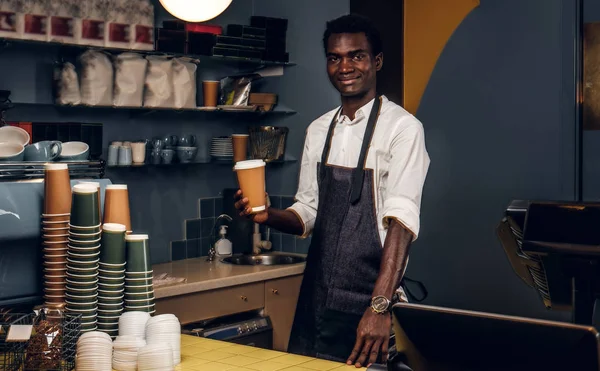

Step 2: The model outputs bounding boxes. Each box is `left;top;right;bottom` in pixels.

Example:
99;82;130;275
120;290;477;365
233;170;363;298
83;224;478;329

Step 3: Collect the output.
0;159;105;181
0;37;296;69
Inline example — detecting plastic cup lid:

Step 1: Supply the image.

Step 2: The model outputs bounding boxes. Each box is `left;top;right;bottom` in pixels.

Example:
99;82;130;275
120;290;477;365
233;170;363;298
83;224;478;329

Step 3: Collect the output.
72;184;98;194
45;163;68;171
232;134;249;137
125;234;149;241
103;223;127;232
233;159;266;170
106;184;128;190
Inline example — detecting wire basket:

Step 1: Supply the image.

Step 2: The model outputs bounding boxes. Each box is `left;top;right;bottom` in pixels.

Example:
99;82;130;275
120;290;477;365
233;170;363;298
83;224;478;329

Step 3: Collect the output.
0;309;81;371
249;126;289;162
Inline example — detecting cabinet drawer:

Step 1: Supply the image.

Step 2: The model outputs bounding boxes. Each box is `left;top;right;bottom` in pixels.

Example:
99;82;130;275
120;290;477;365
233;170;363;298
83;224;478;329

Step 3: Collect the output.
155;282;265;325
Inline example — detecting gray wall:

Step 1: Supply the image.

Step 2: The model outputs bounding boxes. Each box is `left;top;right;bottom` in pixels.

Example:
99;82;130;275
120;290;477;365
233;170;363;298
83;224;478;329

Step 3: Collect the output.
583;0;600;200
0;0;348;264
407;0;578;322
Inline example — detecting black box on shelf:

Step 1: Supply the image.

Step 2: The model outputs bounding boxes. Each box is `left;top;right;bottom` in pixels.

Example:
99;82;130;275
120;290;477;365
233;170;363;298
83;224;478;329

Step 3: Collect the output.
188;32;217;55
154;28;187;54
226;24;267;39
250;16;288;32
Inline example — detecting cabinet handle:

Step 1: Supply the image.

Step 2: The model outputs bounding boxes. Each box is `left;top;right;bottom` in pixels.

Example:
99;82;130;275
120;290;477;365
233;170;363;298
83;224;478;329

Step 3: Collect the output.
240;295;248;301
271;289;279;295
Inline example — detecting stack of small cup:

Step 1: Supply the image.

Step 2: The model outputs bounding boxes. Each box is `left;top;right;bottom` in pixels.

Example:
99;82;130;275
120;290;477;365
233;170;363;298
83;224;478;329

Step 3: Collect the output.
124;235;155;314
66;184;101;333
42;164;72;308
103;185;132;234
97;223;127;339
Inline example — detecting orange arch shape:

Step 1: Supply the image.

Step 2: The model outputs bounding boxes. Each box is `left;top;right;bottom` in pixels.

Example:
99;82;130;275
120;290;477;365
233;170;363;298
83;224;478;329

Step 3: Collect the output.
403;0;480;115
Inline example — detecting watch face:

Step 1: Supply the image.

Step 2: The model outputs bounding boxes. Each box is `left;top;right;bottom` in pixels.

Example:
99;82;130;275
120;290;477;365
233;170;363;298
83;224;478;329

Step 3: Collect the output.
373;297;389;312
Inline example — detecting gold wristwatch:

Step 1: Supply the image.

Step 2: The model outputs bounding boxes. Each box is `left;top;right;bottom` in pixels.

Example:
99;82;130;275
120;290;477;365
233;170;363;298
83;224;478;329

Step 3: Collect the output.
370;295;391;314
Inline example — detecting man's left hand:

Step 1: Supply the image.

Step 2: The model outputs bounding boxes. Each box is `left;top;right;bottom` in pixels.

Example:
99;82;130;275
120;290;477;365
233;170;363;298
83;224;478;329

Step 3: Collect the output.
347;309;392;368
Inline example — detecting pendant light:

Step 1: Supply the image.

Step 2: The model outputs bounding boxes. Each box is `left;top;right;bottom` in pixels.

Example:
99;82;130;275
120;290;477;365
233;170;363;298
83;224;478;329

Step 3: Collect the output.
158;0;233;23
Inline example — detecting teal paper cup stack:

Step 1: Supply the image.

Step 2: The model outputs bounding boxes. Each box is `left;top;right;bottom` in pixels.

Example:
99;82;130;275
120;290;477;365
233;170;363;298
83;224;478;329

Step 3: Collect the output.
66;184;101;332
124;234;155;314
97;222;127;338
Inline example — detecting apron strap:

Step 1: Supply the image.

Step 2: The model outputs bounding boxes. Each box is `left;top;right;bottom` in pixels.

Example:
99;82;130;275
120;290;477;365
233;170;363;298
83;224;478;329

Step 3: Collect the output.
398;276;429;303
350;95;382;204
319;107;342;181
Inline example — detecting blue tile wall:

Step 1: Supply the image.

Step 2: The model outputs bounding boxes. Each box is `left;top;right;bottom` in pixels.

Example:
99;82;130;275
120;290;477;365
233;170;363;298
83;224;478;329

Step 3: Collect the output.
171;240;187;261
171;194;310;260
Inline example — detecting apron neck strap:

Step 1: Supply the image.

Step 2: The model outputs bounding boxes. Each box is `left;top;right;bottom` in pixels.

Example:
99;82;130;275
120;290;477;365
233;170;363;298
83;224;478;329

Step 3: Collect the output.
319;94;383;204
350;94;382;204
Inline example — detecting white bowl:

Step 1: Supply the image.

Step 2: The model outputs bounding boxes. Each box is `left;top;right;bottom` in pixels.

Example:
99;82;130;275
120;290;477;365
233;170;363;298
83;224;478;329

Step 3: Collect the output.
0;126;29;146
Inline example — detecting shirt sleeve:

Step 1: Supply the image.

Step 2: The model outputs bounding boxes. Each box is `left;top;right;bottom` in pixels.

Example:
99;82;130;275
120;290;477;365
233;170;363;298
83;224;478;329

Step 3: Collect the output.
287;128;318;238
382;119;430;241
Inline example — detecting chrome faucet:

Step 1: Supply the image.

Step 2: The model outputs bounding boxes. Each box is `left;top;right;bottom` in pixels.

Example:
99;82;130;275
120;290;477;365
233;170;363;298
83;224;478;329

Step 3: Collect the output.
206;214;233;262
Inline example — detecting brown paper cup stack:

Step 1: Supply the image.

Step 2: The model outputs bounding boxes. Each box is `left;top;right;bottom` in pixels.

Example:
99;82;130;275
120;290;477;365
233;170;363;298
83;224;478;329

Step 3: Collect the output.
42;164;72;308
103;185;132;234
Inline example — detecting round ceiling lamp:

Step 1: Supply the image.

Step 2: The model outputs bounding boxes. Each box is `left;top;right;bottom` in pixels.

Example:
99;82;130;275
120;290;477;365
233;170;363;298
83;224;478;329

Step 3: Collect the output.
159;0;233;23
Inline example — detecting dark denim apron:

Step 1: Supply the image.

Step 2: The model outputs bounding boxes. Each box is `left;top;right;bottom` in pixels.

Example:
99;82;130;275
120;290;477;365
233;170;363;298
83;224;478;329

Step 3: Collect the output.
288;95;389;362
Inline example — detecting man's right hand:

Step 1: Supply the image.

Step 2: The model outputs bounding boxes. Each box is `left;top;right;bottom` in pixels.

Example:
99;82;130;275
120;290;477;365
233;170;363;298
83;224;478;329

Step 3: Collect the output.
234;190;269;224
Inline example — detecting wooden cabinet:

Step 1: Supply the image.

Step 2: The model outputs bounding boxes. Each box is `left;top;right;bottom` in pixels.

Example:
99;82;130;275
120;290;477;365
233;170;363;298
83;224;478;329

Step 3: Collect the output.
155;275;304;351
264;275;303;352
155;282;265;325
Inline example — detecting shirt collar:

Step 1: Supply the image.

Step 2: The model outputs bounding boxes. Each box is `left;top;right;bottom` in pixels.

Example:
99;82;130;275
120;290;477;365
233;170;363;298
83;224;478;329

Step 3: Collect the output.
336;95;387;125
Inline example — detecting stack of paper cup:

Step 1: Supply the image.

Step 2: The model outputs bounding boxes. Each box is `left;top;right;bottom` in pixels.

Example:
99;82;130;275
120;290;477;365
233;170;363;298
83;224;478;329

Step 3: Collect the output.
97;223;127;338
42;163;72;308
145;314;181;365
66;184;102;332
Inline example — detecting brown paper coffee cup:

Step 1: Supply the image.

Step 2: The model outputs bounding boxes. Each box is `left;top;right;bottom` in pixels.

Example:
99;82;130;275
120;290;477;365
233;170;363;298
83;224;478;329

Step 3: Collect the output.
203;81;219;107
44;164;72;215
232;134;249;163
103;185;132;232
234;160;266;213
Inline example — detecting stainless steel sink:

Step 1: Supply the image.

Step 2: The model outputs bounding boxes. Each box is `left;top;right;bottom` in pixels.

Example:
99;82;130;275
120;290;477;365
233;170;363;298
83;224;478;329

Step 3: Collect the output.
222;253;306;266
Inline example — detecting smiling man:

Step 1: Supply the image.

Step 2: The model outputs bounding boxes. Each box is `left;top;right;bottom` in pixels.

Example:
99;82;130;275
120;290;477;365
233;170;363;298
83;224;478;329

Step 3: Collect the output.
234;14;430;367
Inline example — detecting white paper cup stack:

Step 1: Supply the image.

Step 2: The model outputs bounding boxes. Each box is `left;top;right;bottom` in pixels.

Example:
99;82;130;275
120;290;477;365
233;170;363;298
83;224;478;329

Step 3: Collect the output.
138;343;174;371
119;311;151;339
145;314;181;365
76;331;113;371
113;335;147;371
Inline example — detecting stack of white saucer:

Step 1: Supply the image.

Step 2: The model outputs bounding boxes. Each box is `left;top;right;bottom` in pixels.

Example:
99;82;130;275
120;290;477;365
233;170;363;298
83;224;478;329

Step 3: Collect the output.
145;314;181;365
138;343;174;371
119;311;151;339
112;335;147;371
76;331;113;371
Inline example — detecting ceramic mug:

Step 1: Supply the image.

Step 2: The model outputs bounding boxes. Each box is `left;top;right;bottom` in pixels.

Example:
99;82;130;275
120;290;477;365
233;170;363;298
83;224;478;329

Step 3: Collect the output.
130;142;146;164
178;134;196;147
24;141;62;161
107;145;119;166
163;135;178;148
118;146;132;166
160;149;175;164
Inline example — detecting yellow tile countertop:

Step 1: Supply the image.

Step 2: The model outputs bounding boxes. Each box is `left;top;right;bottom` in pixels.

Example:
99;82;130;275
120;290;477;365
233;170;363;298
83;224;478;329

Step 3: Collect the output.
152;255;306;299
129;334;366;371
